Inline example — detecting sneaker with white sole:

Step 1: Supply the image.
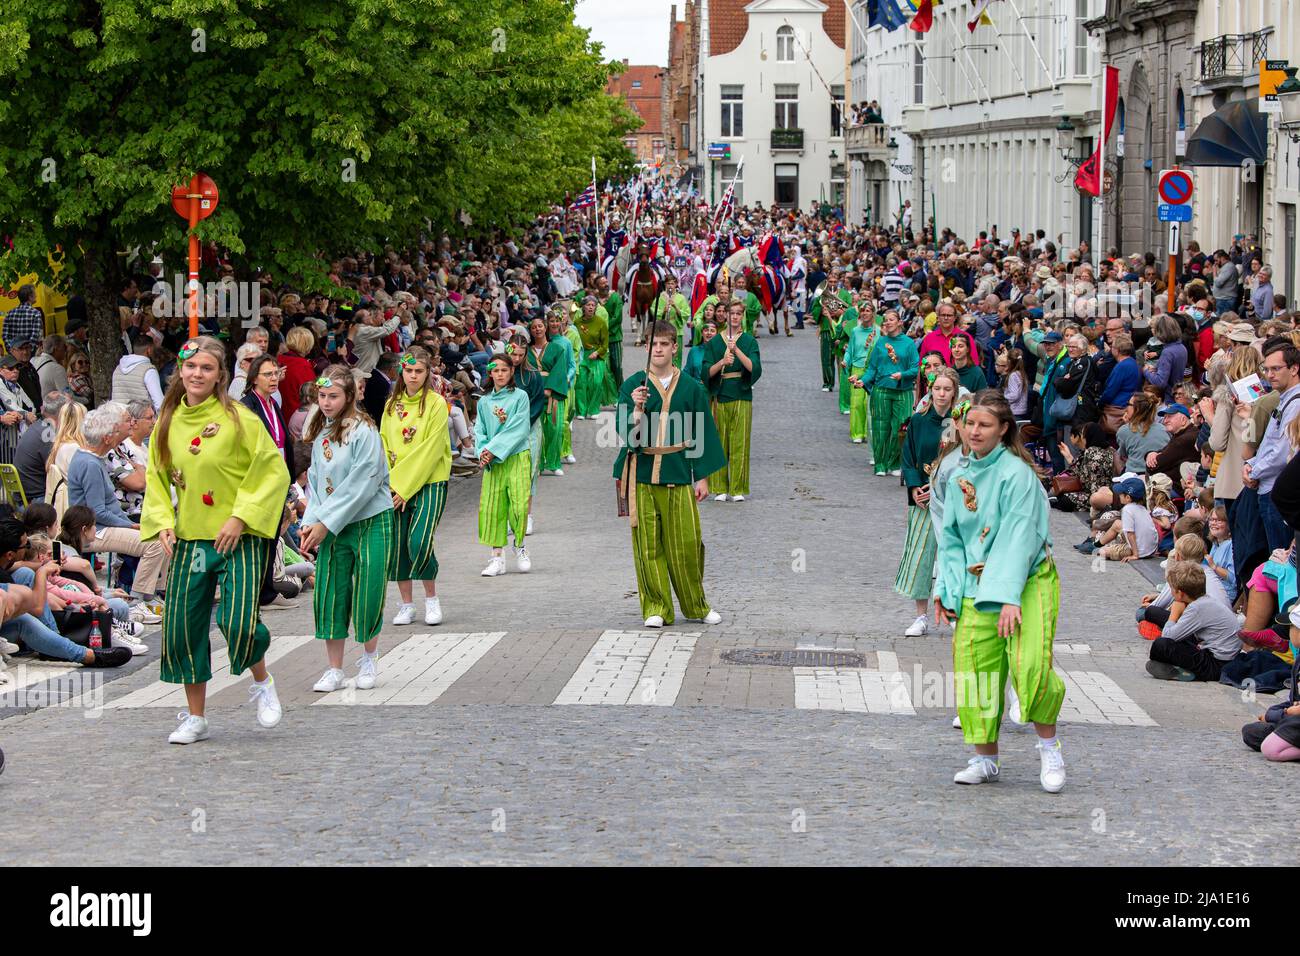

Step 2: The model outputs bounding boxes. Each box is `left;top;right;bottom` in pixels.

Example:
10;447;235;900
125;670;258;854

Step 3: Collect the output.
392;603;415;625
702;609;721;625
552;468;564;476
731;494;746;502
425;597;443;625
714;493;729;502
1005;684;1033;731
128;604;162;625
249;675;282;728
261;593;298;611
313;668;346;693
514;547;531;573
952;714;962;729
644;615;665;628
111;631;149;656
563;454;576;464
0;638;18;655
853;438;863;444
1037;740;1065;793
953;756;1000;785
904;615;928;637
114;618;145;638
356;654;378;690
169;713;210;745
481;556;507;577
526;514;534;535
889;469;902;477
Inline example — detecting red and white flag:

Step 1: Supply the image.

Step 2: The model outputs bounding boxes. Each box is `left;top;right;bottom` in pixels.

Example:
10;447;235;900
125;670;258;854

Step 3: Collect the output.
1074;65;1120;197
967;0;996;32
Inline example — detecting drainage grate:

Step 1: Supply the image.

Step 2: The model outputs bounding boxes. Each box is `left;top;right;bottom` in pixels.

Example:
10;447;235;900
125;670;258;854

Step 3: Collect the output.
721;649;868;668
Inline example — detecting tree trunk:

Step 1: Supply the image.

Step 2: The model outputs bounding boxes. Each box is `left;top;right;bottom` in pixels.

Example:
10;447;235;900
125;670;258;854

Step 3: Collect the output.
83;244;123;408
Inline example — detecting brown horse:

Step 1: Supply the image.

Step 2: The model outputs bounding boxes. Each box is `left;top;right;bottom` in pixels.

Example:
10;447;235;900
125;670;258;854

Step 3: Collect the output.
630;242;661;347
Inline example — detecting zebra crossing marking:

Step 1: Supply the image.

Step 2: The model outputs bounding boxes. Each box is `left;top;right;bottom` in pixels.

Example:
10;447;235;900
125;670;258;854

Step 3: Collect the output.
105;635;315;709
553;630;698;706
314;632;504;706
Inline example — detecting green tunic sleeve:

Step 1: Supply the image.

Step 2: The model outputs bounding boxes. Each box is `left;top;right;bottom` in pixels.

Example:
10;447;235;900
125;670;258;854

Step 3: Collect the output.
541;339;571;397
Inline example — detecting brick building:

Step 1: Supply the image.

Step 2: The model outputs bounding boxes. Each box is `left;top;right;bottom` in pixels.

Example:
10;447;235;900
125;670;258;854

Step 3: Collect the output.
608;62;666;164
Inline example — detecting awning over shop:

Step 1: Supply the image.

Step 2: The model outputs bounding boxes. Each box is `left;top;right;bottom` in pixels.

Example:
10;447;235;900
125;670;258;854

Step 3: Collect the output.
1185;98;1268;167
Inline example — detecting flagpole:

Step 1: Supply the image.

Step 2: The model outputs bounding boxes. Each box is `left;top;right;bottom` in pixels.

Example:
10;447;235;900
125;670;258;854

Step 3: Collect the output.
711;156;745;236
592;156;602;262
1095;59;1106;270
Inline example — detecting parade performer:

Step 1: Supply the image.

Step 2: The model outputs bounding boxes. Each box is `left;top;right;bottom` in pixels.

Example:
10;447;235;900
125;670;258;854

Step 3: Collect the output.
529;314;572;476
573;295;612;419
704;299;762;502
787;245;808;328
685;321;717;383
843;303;878;445
475;357;533;577
507;333;544;536
614;320;725;628
140;336;289;745
381;346;451;626
600;275;625;392
934;390;1066;792
857;309;919;477
741;272;764;337
651;274;691;366
299;365;395;693
833;295;854;414
895;367;959;637
812;277;850;392
560;306;581;462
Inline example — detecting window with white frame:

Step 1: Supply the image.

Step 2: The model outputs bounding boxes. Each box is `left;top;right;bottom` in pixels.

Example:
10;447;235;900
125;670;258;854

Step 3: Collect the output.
912;41;924;105
774;84;799;129
1074;0;1090;76
721;84;744;137
831;84;845;136
776;26;795;63
720;162;744;204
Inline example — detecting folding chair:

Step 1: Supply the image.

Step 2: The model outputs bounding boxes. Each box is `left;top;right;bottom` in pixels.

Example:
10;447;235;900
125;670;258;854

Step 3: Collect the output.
0;463;27;509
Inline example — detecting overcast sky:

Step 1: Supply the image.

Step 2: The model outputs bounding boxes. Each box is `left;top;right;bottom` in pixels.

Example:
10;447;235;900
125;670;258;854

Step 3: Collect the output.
574;0;679;66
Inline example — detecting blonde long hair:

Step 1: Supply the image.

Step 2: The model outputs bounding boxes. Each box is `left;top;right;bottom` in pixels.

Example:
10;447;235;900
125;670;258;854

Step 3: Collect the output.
45;401;85;470
304;364;373;446
155;335;243;472
385;346;435;420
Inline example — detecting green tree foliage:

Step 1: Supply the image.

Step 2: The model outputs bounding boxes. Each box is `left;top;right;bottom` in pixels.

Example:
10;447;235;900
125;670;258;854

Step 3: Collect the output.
0;0;640;397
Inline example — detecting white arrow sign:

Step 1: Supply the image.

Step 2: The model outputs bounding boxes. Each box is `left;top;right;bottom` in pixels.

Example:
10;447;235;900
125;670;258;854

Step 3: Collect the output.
1168;222;1181;257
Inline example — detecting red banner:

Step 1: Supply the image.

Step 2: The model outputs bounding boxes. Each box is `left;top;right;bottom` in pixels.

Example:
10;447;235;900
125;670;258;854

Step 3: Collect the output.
1075;65;1119;196
909;0;934;33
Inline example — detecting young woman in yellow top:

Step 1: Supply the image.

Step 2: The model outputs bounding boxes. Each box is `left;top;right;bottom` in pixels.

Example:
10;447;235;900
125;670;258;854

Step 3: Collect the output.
380;346;451;626
140;336;291;745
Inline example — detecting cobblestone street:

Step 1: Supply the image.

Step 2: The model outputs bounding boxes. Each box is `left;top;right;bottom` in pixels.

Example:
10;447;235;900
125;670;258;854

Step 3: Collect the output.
1;332;1288;865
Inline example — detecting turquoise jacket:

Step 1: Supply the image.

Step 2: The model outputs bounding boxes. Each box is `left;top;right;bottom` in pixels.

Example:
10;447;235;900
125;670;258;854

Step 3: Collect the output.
302;418;393;535
844;321;877;370
934;443;1052;614
473;387;531;465
862;331;919;392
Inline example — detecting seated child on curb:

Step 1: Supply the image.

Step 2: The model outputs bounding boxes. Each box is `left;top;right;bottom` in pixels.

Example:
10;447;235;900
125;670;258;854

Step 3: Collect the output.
1145;473;1177;553
1094;476;1158;562
1136;533;1232;638
1242;657;1300;763
1146;561;1243;682
25;533;134;626
1206;505;1237;604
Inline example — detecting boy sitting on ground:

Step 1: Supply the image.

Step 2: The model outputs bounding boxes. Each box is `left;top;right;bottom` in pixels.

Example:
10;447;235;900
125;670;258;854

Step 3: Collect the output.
1137;534;1233;639
1092;476;1158;562
1146;561;1243;682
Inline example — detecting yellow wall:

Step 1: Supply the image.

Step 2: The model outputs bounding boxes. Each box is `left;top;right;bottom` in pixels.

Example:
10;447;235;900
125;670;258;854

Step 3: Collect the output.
0;268;71;343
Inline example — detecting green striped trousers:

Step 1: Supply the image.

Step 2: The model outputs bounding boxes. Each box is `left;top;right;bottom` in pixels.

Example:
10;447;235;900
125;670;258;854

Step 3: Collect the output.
315;509;394;643
708;399;752;497
389;481;447;582
478;450;531;547
160;536;270;685
632;483;709;624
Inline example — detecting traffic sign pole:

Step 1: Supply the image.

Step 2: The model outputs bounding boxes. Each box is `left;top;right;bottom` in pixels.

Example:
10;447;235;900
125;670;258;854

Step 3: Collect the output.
1167;222;1179;316
187;176;200;340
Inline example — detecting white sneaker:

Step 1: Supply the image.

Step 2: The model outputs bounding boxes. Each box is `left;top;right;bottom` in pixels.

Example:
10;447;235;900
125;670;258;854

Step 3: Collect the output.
853;438;863;444
112;631;149;656
552;468;564;476
731;494;746;502
114;618;145;638
869;458;876;466
526;514;534;535
952;714;962;729
644;615;665;628
169;713;210;745
313;668;346;693
461;446;477;460
481;556;507;577
1005;685;1032;731
261;593;298;611
822;386;832;392
128;604;162;625
1037;740;1065;793
953;756;1000;785
889;469;902;477
702;609;721;625
904;615;929;637
356;654;378;691
563;454;576;464
392;603;415;625
714;493;729;502
0;638;18;655
425;597;443;625
514;547;531;573
249;675;282;728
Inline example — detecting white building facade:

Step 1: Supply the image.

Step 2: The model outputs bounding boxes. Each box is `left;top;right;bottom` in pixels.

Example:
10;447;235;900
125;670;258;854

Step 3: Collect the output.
889;0;1104;247
696;0;847;210
847;1;915;229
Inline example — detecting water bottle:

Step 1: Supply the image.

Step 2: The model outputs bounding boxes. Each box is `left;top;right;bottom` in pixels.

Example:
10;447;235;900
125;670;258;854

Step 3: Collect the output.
89;620;102;649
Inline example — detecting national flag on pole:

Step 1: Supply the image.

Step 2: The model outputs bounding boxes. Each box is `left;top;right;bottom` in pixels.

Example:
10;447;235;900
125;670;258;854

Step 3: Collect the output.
966;0;996;31
573;183;596;209
907;0;934;32
868;0;910;31
1074;65;1120;197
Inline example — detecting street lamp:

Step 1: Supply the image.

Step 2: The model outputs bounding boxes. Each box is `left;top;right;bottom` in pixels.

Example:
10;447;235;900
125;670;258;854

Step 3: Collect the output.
1278;67;1300;142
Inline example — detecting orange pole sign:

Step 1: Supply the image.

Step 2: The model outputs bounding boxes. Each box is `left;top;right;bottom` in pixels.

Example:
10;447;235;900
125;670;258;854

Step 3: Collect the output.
170;174;220;339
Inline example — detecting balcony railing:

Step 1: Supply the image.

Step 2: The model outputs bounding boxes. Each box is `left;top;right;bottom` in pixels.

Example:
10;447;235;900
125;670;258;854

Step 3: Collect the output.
1198;31;1268;82
770;127;804;150
845;123;889;155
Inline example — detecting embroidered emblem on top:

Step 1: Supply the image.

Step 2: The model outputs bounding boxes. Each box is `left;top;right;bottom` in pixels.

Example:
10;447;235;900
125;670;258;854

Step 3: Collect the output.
189;437;202;455
978;526;991;543
402;426;416;443
321;438;333;462
170;467;186;489
202;490;215;506
958;478;978;512
387;451;397;468
325;477;335;496
201;422;220;438
493;405;508;425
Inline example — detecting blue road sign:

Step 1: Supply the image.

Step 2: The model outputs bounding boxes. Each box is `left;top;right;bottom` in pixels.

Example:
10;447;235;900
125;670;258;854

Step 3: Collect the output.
1158;203;1192;222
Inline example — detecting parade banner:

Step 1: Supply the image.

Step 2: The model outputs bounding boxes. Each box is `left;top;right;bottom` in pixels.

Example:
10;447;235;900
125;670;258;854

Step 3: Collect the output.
1074;65;1119;197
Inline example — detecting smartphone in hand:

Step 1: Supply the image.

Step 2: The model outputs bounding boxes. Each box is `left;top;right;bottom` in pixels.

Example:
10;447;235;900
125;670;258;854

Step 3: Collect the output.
53;541;62;564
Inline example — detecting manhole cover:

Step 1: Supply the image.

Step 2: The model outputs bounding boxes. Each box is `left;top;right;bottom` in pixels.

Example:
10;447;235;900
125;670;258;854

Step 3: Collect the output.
720;649;868;668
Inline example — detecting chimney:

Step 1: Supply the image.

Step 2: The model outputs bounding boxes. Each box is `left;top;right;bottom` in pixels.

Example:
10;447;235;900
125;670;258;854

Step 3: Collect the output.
671;4;677;21
622;58;629;67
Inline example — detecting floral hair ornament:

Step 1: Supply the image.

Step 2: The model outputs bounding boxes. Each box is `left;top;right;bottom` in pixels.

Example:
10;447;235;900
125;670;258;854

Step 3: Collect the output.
953;398;972;421
504;343;516;355
314;376;334;388
177;341;199;360
400;354;418;367
485;361;502;371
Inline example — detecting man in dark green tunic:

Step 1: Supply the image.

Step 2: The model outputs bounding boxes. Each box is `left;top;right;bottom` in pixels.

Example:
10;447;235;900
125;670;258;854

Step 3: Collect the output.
703;299;762;501
614;321;726;628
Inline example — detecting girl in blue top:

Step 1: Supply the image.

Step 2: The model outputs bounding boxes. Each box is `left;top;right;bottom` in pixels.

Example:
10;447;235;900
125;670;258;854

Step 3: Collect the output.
474;358;533;577
934;389;1067;793
298;365;395;694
